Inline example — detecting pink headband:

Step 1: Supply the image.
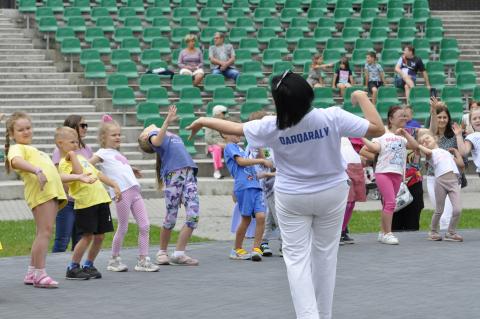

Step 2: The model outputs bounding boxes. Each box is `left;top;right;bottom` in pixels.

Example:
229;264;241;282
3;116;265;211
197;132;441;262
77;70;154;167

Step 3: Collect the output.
102;114;113;122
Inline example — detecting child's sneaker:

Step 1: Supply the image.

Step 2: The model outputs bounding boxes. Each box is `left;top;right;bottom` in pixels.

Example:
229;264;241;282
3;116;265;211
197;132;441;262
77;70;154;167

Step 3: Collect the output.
229;248;251;260
339;237;345;246
377;232;384;242
83;266;102;279
155;251;170;265
427;231;442;241
169;254;199;266
107;256;128;272
381;232;399;245
251;247;263;262
279;245;283;257
260;242;273;257
23;272;34;285
444;232;463;242
135;257;160;272
66;267;91;280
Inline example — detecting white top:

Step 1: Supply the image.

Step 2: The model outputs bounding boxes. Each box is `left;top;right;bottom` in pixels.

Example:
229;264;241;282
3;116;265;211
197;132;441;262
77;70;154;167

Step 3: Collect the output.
430;148;460;177
372;132;407;175
341;137;362;164
95;148;140;198
466;132;480;173
243;107;369;194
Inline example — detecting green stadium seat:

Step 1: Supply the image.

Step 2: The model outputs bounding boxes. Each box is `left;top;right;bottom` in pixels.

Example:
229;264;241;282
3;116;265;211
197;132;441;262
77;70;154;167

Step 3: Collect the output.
397;28;416;44
342;28;361;44
439;50;459;66
84;61;106;80
154;0;172;13
206;0;224;13
415;48;430;64
292;49;313;66
280;8;300;24
117;61;138;79
18;0;37;15
336;0;355;11
114;28;134;43
80;49;101;67
441;87;463;104
144;116;165;128
172;75;193;92
199;27;217;45
179;17;199;33
258;0;277;14
60;38;81;72
234;49;252;67
113;87;136;124
180;87;203;107
371;17;391;32
254;8;272;23
96;17;115;33
152;17;171;33
66;16;86;33
351;49;369;67
313;87;336;108
136;102;159;122
426;18;444;32
333;8;352;24
55;27;75;44
172;8;191;23
91;37;112;55
386;8;404;24
232;0;251;13
286;28;305;44
140;49;161;66
240;38;260;54
257;28;276;45
180;0;197;13
118;7;136;22
455;61;476;77
175;102;196;121
151;37;172;55
326;38;347;55
387;0;404;9
313;27;333;44
426;61;445;76
182;138;197;155
90;8;110;23
307;8;326;23
139;74;161;92
310;0;328;12
207;17;227;33
360;8;378;24
344;18;364;32
412;38;432;54
63;7;82;23
128;0;145;13
204;74;225;93
171;28;190;44
73;0;91;13
242;61;264;78
291;17;310;33
322;50;342;65
179;117;203;142
285;0;303;13
124;17;143;33
414;0;430;10
399;17;417;32
145;7;164;23
268;38;289;55
473;87;480;101
262;49;282;67
380;49;400;67
272;61;294;75
213;87;236;106
246;87;270;106
377;86;400;104
383;38;402;52
171;49;181;67
240;102;264;122
297;38;318;54
111;49;132;66
100;0;118;13
426;28;443;44
362;0;380;12
236;75;257;92
456;74;477;91
227;8;246;23
45;0;64;14
146;87;170;107
235;18;256;33
107;74;129;93
369;28;388;44
408;87;430;119
262;17;282;33
199;8;217;23
36;7;54;19
355;38;374;51
413;8;430;24
441;38;460;54
142;28;162;44
429;73;446;91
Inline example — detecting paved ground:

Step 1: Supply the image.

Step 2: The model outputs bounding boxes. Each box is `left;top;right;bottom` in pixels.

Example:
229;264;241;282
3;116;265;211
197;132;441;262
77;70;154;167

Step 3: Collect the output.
1;231;480;319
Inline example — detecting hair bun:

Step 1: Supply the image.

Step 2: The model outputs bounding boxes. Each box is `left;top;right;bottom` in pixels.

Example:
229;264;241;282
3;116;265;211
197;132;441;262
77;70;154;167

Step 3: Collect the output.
102;114;113;122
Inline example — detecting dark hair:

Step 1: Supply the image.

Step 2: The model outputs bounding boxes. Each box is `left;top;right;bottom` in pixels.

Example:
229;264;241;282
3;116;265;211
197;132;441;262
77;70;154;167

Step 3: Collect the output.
63;115;86;148
435;105;455;139
271;72;314;130
387;105;404;129
367;51;377;59
339;57;350;70
405;45;415;55
468;99;479;110
138;137;163;189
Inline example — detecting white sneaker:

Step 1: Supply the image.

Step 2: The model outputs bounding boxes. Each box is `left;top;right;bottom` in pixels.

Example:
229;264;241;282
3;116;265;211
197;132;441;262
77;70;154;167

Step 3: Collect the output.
155;251;170;265
377;232;384;242
135;257;160;272
381;232;399;245
107;256;128;272
213;170;222;179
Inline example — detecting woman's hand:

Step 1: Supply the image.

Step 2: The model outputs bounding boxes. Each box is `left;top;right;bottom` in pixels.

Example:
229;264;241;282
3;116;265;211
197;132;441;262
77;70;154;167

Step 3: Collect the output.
186;117;205;140
113;185;122;202
35;170;48;191
350;90;368;106
395;128;407;136
78;173;97;184
452;122;463;136
165;105;178;125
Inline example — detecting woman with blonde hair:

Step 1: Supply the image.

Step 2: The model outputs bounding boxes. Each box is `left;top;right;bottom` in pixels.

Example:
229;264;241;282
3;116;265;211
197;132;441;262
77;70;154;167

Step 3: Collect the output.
178;34;204;86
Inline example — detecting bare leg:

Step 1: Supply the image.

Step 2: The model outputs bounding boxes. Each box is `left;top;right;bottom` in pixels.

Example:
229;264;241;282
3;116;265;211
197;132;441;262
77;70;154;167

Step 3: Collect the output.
381;212;393;234
86;234;105;262
31;200;58;269
193;73;204;86
160;227;171;251
253;213;265;248
71;234;93;264
235;216;252;249
175;225;194;251
371;87;378;104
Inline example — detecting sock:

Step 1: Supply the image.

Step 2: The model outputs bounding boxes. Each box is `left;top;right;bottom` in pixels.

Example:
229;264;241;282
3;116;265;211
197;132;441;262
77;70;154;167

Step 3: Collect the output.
83;260;94;268
27;265;35;274
173;251;185;258
34;268;46;280
158;249;167;255
68;262;80;270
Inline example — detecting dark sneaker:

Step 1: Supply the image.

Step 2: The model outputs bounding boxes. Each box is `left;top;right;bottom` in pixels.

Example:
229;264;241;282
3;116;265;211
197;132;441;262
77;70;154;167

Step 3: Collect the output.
260;242;273;257
339;237;345;246
342;233;355;244
66;267;90;280
83;266;102;279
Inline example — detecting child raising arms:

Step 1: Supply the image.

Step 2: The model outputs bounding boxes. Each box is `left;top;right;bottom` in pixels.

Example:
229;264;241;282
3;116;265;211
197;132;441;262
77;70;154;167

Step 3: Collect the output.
5;112;67;288
90;115;159;272
138;106;200;266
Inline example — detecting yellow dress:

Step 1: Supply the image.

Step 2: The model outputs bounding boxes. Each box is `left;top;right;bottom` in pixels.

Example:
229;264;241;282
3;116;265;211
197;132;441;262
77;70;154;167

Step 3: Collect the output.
7;144;67;210
58;154;111;210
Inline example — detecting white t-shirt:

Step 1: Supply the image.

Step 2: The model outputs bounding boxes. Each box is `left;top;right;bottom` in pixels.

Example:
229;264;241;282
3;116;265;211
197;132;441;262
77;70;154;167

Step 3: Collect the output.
466;132;480;173
95;148;140;198
341;137;362;164
430;148;460;177
372;132;407;175
243;107;369;194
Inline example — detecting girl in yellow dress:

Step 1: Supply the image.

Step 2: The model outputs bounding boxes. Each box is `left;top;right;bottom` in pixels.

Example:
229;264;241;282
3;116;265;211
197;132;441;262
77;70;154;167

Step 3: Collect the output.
5;112;67;288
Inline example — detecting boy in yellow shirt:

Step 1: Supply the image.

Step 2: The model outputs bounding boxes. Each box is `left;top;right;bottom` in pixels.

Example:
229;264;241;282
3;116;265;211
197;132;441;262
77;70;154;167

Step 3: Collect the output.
56;127;121;280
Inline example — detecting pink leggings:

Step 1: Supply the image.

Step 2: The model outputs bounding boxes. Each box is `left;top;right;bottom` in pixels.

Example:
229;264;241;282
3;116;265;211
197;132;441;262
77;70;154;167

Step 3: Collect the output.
342;201;355;231
112;186;150;256
208;145;224;170
375;172;403;214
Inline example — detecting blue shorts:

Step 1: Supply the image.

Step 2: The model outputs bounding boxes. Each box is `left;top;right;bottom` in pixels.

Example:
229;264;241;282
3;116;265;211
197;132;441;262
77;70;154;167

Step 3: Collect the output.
235;188;266;218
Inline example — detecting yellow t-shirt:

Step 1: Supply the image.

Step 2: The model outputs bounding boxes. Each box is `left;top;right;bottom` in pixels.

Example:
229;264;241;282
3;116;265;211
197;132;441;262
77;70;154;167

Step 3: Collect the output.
58;154;111;209
7;144;67;210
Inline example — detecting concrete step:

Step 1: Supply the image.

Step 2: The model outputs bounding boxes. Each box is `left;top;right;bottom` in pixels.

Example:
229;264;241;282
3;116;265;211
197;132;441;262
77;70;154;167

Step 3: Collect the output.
0;38;31;44
0;92;83;99
0;79;70;86
0;105;96;113
0;54;46;61
0;44;34;49
0;73;71;79
0;49;49;55
10;112;103;121
0;34;27;38
0;61;54;67
0;66;58;73
0;98;95;106
0;85;78;93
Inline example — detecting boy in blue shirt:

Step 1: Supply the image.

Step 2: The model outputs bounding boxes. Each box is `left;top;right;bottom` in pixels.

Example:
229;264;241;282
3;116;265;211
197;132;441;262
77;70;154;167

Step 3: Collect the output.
224;133;273;261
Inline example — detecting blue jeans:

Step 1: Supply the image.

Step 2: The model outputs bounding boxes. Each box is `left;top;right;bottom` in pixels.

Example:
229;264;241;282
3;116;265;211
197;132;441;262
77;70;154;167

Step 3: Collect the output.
212;67;240;80
52;201;80;252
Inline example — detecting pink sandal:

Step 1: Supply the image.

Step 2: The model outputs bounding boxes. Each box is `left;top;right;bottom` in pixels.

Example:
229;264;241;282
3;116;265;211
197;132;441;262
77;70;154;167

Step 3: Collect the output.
33;274;59;289
24;272;34;285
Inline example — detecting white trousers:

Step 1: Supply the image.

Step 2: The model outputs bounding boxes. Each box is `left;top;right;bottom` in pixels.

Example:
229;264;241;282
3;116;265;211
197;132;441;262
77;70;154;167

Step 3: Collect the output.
275;181;349;319
426;176;452;230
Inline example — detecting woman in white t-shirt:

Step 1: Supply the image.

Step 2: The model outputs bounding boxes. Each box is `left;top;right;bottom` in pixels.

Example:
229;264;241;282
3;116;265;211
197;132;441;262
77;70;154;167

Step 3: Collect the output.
362;106;418;245
186;71;385;319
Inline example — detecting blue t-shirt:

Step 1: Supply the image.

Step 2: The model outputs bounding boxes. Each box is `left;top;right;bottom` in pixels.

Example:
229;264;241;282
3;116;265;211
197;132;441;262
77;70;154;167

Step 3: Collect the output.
148;131;197;179
224;143;262;192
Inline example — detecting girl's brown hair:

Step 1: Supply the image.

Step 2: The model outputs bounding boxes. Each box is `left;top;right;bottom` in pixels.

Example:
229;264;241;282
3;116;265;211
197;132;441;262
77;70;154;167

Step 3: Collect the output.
138;136;163;189
63;115;86;148
387;105;404;129
5;112;31;174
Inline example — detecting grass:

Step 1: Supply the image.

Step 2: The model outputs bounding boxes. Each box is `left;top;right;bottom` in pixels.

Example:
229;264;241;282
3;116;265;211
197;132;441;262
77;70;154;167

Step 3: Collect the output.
349;209;480;233
0;220;209;258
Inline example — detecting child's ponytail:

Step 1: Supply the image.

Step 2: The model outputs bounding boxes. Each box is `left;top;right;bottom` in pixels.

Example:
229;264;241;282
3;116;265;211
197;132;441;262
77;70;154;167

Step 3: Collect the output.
138;136;163;190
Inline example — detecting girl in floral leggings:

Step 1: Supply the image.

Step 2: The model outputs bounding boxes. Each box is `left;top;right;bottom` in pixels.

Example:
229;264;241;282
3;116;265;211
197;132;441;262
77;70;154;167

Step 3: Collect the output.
138;106;200;266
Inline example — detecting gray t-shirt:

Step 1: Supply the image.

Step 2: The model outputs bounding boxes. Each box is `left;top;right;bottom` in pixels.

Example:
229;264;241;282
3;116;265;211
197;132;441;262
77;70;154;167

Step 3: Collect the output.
208;44;236;70
364;63;383;82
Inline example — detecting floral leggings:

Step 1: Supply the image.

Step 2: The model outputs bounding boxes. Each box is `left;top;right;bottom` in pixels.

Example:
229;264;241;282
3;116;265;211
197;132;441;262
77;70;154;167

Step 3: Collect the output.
163;168;200;230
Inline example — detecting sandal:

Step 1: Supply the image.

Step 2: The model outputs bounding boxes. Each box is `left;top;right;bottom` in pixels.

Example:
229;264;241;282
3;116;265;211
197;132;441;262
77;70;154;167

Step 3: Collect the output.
33;274;59;289
23;272;34;285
